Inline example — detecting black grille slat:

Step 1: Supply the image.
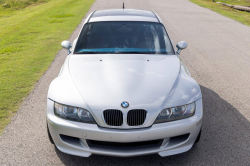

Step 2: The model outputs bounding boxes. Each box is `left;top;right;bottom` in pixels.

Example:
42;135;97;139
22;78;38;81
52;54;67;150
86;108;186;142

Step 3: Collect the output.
103;109;123;126
111;110;114;125
114;110;117;126
127;109;147;126
136;111;138;125
104;109;147;127
138;110;140;126
114;110;116;126
132;111;134;126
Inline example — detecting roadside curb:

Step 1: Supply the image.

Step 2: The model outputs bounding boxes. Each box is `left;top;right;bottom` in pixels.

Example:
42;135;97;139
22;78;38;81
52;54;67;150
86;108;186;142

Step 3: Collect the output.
216;2;250;12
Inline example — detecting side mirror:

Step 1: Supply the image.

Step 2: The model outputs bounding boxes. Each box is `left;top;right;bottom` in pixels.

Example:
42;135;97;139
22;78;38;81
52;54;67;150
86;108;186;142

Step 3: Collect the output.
61;40;72;55
176;41;188;55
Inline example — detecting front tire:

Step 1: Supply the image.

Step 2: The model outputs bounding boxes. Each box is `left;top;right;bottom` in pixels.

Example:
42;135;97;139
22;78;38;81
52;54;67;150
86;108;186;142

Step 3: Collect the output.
195;129;201;143
47;123;54;144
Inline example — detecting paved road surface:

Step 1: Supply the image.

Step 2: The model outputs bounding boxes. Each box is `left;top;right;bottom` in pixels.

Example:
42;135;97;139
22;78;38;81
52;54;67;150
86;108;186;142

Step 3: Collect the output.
1;0;250;165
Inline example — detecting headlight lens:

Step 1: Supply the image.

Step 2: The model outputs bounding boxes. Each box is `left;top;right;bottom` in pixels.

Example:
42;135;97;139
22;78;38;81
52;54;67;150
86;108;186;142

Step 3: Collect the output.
54;102;96;124
154;102;195;124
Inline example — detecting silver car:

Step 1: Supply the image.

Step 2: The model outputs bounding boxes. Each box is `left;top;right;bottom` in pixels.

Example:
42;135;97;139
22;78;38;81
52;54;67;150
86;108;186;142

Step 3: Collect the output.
47;9;203;157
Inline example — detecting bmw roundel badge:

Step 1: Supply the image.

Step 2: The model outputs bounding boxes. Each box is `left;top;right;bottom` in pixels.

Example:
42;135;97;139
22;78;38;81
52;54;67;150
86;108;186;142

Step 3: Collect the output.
121;101;129;108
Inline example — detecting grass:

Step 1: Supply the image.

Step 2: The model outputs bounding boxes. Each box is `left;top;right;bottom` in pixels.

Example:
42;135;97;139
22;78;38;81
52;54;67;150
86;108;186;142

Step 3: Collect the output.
0;0;95;134
217;0;250;6
190;0;250;26
0;0;50;10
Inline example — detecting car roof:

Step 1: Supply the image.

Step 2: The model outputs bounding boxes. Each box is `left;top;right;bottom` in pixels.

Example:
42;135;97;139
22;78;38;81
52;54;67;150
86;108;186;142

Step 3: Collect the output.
88;9;160;23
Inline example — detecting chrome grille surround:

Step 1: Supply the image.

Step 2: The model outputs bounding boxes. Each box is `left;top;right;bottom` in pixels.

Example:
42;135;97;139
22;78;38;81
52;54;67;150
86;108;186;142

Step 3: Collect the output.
127;109;147;126
103;109;123;126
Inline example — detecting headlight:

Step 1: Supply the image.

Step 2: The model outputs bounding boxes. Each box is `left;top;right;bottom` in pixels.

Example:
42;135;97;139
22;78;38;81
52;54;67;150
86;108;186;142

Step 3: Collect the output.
154;102;195;124
54;102;96;124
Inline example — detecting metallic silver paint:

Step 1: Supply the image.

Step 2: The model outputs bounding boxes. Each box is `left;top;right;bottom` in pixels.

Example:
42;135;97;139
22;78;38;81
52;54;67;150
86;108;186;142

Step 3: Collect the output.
61;41;72;55
47;99;202;157
48;9;203;157
89;9;159;23
89;16;159;23
176;41;188;55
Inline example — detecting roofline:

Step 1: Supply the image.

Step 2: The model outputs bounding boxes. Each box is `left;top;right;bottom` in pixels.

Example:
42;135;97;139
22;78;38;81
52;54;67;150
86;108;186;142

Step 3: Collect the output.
151;11;163;23
87;10;96;23
150;11;160;23
88;9;160;23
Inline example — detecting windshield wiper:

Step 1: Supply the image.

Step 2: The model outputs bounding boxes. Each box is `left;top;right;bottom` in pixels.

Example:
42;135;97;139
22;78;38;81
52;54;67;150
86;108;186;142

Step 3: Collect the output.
116;51;157;54
75;51;165;54
75;51;101;54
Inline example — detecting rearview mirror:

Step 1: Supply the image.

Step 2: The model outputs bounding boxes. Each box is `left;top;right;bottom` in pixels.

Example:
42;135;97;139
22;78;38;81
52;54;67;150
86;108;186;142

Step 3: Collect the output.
61;40;72;55
176;41;188;55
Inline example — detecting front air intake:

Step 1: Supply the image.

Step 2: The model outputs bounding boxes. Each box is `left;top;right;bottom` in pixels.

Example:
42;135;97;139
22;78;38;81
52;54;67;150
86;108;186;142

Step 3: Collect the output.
127;109;147;126
103;109;123;126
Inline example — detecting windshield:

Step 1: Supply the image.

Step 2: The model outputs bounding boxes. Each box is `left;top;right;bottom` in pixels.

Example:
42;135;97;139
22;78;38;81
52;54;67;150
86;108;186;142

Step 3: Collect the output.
74;22;174;54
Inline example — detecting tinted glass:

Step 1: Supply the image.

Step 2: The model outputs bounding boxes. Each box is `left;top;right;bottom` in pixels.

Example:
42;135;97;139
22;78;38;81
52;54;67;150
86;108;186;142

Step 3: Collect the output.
74;22;174;54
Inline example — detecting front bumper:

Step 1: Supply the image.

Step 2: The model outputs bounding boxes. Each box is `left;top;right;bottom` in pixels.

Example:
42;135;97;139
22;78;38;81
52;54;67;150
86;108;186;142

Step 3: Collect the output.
47;99;203;157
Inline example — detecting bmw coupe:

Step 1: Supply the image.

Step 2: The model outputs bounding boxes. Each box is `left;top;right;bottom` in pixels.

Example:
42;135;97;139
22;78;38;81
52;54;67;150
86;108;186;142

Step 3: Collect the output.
47;9;203;157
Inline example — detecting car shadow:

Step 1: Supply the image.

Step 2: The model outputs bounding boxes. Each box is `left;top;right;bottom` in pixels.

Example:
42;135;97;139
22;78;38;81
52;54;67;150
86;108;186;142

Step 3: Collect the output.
55;85;250;165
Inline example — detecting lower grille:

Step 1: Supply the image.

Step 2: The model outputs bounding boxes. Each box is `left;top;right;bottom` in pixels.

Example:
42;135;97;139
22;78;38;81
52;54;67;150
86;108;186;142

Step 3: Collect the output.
103;109;123;126
127;109;147;126
87;139;163;151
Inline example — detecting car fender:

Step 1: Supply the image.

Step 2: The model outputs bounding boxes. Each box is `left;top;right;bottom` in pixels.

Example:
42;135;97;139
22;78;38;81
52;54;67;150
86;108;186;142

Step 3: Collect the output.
47;56;91;111
161;63;202;109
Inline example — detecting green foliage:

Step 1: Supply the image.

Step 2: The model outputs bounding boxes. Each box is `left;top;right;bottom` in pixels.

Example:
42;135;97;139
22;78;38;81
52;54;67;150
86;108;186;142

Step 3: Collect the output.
190;0;250;26
0;0;50;10
0;0;95;134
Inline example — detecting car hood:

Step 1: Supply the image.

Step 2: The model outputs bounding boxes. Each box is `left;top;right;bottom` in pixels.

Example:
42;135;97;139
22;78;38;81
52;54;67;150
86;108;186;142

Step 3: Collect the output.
68;54;180;111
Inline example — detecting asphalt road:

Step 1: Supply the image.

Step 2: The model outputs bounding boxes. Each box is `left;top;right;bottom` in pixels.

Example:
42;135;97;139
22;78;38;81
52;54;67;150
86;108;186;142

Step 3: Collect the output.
1;0;250;165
